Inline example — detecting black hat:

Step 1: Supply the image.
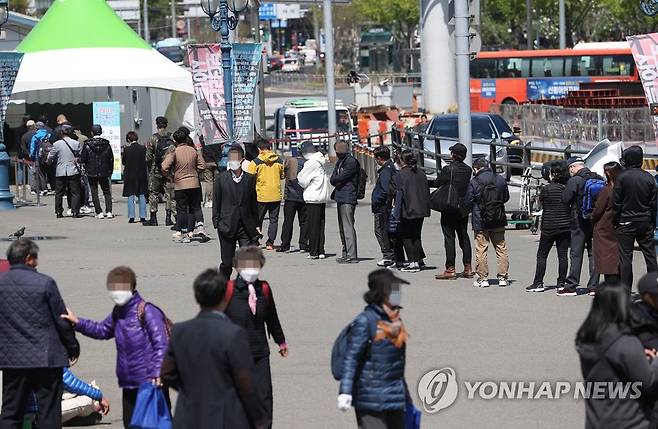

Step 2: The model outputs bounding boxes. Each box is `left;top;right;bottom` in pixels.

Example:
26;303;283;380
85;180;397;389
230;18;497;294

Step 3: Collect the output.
300;141;317;154
638;272;658;295
91;124;103;136
367;269;409;291
566;156;584;167
449;143;467;158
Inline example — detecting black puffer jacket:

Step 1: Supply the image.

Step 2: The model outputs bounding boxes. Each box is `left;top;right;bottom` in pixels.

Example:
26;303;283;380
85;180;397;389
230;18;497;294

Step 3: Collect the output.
81;137;114;178
540;182;571;233
613;146;657;225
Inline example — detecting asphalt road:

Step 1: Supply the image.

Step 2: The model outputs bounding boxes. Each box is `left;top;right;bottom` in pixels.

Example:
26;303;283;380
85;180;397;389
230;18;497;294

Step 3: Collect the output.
0;185;652;428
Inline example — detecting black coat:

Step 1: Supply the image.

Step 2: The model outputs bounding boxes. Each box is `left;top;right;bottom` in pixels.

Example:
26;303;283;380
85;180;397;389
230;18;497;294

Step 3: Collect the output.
161;311;268;429
330;155;359;205
398;166;430;219
465;168;510;231
212;170;259;240
431;160;472;198
0;265;80;368
81;137;114;178
283;156;305;203
562;168;603;230
613;167;657;225
122;143;148;197
540;182;571;233
371;159;397;213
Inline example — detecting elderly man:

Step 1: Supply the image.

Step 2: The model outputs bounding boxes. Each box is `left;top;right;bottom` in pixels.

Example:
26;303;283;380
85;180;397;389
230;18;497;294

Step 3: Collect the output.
48;124;82;218
0;239;80;428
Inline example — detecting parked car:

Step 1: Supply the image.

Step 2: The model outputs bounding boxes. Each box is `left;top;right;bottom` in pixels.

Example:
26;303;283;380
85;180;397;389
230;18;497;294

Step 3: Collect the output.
422;113;524;181
281;58;301;73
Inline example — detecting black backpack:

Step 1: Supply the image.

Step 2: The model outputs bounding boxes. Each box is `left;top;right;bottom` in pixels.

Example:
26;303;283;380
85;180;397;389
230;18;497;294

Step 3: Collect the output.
476;176;507;229
356;160;367;200
153;132;173;170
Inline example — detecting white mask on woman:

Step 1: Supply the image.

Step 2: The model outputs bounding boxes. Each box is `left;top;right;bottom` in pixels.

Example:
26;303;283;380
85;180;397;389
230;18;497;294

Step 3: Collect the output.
389;290;401;307
303;153;312;160
109;290;133;306
239;268;260;284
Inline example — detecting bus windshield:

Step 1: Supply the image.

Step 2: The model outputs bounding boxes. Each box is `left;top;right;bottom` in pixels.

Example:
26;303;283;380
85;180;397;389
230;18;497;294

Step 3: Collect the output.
298;110;352;132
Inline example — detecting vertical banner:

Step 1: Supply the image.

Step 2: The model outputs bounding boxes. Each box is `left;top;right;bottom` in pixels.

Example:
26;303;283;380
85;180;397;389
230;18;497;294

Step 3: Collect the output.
232;43;263;144
628;33;658;147
0;53;24;144
92;102;122;180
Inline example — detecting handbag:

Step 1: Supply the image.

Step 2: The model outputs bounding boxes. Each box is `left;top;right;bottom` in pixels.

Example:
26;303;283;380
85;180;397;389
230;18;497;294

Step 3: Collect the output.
430;166;461;213
129;382;172;429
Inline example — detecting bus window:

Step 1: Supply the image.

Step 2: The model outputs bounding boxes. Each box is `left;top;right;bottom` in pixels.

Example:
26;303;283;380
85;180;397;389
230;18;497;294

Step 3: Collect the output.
297;111;352;132
530;57;564;77
497;58;527;78
471;58;497;78
602;55;635;76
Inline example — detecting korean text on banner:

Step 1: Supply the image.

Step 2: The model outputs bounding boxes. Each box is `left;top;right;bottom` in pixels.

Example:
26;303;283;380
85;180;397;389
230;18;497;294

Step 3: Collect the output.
0;53;24;144
232;43;263;143
92;102;122;181
628;33;658;147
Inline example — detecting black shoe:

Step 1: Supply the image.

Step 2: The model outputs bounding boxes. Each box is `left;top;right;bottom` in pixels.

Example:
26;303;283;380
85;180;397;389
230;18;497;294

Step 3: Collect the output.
526;283;546;292
142;213;158;226
165;215;174;226
56;213;64;218
72;214;83;218
276;247;289;253
140;218;147;224
556;285;578;297
337;258;359;264
170;224;179;231
128;218;135;224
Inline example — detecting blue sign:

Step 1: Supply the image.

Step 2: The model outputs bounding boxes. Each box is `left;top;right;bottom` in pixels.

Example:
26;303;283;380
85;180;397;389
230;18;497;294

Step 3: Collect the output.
481;79;496;99
259;3;276;20
271;19;287;29
526;77;591;100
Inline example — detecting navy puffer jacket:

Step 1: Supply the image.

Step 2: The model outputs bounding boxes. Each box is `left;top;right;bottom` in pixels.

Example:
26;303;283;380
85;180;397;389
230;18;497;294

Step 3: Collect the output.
339;305;406;411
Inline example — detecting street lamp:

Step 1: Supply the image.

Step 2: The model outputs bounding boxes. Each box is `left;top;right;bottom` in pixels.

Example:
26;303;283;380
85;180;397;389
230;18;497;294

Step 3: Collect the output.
201;0;250;153
0;0;11;210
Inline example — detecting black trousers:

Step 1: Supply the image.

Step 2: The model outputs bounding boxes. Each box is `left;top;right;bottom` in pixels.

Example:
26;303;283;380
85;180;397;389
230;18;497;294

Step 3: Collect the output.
280;200;308;250
374;210;394;260
88;176;112;214
254;357;273;429
175;187;203;233
0;367;63;429
218;225;256;277
123;387;171;428
441;213;472;269
355;409;406;429
566;223;599;289
617;221;658;292
258;202;281;246
306;203;326;257
55;174;81;216
532;230;571;286
399;218;424;263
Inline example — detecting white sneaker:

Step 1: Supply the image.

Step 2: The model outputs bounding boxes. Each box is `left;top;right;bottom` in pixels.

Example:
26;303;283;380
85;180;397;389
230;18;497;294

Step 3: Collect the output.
318;254;326;259
80;206;93;214
66;209;73;216
498;277;508;287
172;231;182;239
95;213;105;219
473;277;490;288
105;212;114;219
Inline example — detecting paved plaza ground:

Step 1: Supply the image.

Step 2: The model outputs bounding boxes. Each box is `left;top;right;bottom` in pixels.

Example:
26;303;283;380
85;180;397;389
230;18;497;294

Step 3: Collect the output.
0;184;653;428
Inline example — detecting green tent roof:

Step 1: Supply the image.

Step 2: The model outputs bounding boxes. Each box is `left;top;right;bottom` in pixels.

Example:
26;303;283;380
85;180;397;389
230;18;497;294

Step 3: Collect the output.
17;0;151;53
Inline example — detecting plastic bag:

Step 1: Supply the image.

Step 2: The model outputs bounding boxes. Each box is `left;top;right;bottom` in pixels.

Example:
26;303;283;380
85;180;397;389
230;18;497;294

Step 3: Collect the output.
405;399;421;429
129;382;172;429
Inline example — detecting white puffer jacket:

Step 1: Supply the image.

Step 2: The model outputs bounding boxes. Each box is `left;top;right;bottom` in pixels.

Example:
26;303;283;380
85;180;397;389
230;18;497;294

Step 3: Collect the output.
298;152;331;204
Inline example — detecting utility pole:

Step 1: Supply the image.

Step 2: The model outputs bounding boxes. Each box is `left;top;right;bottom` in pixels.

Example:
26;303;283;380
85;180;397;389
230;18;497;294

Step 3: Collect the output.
143;0;150;44
455;0;472;166
525;0;532;50
322;0;337;159
559;0;566;49
251;3;266;134
171;0;177;39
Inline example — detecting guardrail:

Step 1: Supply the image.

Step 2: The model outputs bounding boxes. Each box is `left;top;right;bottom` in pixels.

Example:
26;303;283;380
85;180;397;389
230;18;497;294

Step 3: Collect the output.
9;157;46;207
266;72;423;90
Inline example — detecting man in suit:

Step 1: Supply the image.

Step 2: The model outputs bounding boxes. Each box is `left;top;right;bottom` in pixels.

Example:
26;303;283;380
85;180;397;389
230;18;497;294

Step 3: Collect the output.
161;269;268;429
212;145;259;277
0;239;80;428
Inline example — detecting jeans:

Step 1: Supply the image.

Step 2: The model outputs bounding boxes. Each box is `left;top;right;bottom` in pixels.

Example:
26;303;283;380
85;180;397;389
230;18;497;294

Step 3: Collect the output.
175;187;203;233
337;203;358;259
127;194;147;220
474;227;509;279
566;223;599;289
399;218;424;263
258;201;281;246
88;176;112;214
532;231;570;286
441;213;472;269
81;172;92;207
280;200;308;250
374;209;394;260
55;175;81;216
306;203;326;257
617;221;658;292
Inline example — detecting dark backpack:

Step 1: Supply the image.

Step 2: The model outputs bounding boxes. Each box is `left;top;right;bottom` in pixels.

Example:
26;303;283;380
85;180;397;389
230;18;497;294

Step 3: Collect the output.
356;160;367;200
476;176;507;229
224;279;272;305
430;166;461;213
153;133;173;170
331;309;379;381
137;301;174;340
580;176;606;220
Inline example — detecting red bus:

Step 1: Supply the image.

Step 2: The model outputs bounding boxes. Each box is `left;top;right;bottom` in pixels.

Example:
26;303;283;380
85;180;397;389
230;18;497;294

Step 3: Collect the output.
470;42;639;112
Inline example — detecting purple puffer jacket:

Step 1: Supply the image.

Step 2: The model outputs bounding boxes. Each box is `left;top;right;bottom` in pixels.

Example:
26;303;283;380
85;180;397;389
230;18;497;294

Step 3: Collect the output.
75;291;168;389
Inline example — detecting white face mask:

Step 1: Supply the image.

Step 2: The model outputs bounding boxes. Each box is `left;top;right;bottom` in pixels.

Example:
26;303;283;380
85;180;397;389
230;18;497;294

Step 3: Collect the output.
228;160;241;171
303;153;312;160
109;290;133;306
389;290;401;307
239;268;260;284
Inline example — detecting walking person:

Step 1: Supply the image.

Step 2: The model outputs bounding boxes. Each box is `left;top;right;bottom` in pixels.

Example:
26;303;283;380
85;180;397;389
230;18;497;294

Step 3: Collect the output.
390;150;430;273
526;162;572;292
613;145;658;293
371;146;398;268
433;143;473;280
592;161;623;285
81;124;114;219
465;158;510;287
48;124;83;218
297;141;331;260
144;116;176;226
161;269;269;429
278;146;309;253
247;138;284;250
331;141;360;264
161;129;207;243
576;281;658;429
122;131;149;224
0;239;80;428
561;157;602;296
212;145;260;277
337;269;410;428
224;246;287;428
61;266;171;428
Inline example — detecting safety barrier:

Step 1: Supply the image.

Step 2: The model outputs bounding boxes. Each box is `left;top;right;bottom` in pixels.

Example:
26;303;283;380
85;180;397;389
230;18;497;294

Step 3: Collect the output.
9;157;46;207
266;72;423;90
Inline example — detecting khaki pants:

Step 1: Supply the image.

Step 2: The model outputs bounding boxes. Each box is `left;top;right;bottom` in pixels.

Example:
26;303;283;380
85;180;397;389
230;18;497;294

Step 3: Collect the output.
474;227;509;279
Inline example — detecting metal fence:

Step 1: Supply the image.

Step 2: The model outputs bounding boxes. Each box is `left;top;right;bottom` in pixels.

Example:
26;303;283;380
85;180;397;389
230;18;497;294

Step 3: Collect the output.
266;72;422;90
493;104;656;152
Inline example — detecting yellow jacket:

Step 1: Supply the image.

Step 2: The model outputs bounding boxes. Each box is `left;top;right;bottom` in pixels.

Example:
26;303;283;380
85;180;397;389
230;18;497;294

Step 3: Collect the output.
247;151;285;202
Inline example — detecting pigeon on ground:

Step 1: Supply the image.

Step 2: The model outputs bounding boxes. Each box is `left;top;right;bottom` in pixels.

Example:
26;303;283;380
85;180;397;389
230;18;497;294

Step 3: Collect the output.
9;226;25;239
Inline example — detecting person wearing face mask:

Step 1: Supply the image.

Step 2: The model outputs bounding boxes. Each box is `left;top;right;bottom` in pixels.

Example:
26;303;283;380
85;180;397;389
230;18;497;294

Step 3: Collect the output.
330;140;360;264
61;266;171;427
337;269;411;429
224;246;287;428
371;146;398;268
212;145;260;277
277;142;309;253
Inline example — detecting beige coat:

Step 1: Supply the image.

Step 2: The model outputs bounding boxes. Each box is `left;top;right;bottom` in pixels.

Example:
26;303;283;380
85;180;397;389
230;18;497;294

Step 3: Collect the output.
161;145;205;190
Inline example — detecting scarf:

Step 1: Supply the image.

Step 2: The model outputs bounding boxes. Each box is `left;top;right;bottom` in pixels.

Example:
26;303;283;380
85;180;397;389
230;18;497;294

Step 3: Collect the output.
374;305;408;348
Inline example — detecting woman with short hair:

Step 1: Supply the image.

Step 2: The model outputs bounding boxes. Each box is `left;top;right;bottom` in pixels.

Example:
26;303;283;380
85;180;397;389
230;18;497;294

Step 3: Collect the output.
121;131;148;224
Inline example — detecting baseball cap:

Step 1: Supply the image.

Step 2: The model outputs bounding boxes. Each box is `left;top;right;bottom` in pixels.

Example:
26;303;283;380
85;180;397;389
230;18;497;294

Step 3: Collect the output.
368;269;410;291
26;120;35;127
566;156;584;167
449;143;467;158
638;272;658;295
